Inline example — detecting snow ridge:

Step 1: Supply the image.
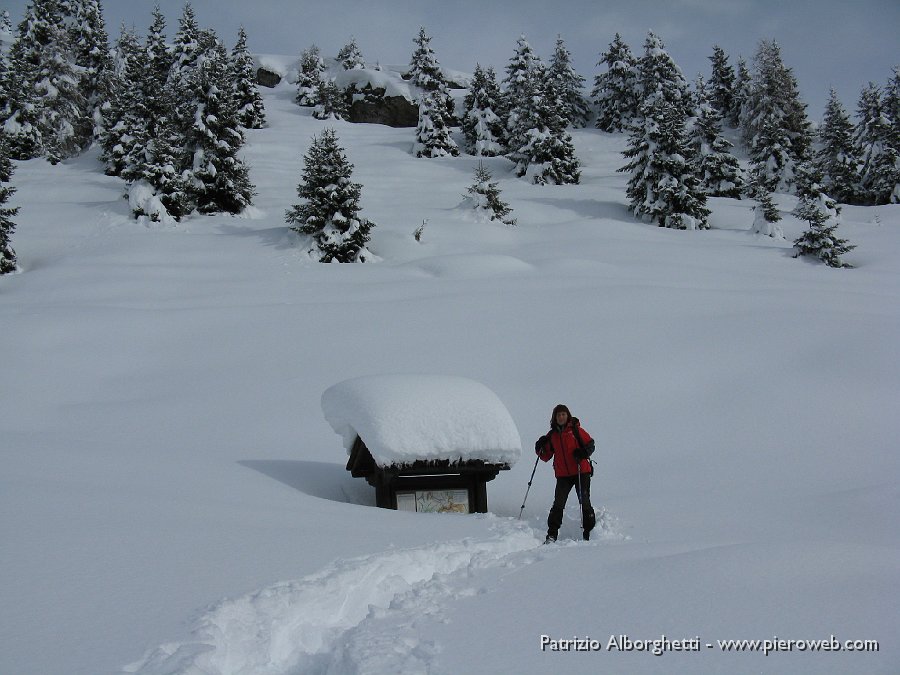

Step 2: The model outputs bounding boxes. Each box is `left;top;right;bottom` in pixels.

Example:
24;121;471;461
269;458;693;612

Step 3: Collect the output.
124;520;540;675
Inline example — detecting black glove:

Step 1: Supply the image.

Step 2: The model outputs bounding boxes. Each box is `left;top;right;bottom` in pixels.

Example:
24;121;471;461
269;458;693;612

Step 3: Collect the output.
534;435;547;454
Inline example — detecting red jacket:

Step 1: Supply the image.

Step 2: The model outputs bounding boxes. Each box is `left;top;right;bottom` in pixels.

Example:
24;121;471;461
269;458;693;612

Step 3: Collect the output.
537;420;594;477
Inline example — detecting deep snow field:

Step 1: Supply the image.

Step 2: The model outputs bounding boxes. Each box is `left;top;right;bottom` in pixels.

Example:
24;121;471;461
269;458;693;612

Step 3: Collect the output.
1;75;899;675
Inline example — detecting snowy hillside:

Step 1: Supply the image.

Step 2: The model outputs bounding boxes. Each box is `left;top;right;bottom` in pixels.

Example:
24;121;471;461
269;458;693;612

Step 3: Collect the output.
1;75;898;675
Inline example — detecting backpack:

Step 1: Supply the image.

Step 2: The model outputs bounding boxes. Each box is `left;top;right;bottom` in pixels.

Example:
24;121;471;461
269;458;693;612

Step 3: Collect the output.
572;424;596;477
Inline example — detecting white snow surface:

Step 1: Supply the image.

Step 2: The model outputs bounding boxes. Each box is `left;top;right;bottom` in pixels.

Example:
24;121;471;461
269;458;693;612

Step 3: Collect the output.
1;71;899;675
321;374;522;466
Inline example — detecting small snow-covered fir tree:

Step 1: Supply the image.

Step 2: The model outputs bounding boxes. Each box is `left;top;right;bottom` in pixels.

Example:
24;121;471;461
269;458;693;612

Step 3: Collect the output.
285;128;375;263
407;27;455;123
549;36;589;128
230;27;266;129
707;45;735;125
592;33;639;132
337;37;364;70
413;90;459;158
691;75;744;198
0;138;19;274
181;42;254;214
462;64;505;156
464;162;516;225
295;45;326;107
312;78;348;120
620;98;710;229
127;114;194;222
815;88;862;204
792;163;855;267
747;165;783;238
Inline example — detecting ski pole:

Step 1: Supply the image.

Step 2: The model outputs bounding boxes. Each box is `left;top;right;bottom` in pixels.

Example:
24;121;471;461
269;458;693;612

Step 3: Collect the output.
576;463;585;532
517;455;541;520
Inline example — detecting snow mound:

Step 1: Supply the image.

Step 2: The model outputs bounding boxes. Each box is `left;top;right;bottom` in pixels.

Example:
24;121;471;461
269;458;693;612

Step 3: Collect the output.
407;253;533;278
124;521;539;675
321;374;522;467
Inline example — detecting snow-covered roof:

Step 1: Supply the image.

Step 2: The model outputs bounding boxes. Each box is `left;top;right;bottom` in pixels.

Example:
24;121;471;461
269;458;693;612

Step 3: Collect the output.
321;375;521;467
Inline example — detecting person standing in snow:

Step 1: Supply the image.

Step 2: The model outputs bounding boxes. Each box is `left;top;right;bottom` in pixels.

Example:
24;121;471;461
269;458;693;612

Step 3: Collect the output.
535;404;596;542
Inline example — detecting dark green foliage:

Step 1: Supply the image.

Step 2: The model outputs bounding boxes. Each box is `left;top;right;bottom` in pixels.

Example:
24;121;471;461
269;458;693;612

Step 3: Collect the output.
312;78;348;120
792;163;855;267
0;138;19;274
466;162;516;225
621;99;709;229
181;42;254;214
285;128;375;263
462;64;505;156
691;76;744;198
231;26;266;129
816;88;862;204
708;45;735;125
414;90;459;158
549;36;589;128
592;33;639;132
740;39;812;192
408;27;455;124
296;45;325;107
337;37;364;70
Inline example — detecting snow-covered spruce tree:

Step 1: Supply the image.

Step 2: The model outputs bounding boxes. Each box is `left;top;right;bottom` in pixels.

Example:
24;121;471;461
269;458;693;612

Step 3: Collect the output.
521;64;580;184
549;36;589;128
882;67;900;203
4;0;65;159
0;137;19;274
691;75;744;198
67;0;113;143
140;5;173;138
180;41;254;214
285;127;375;263
126;115;194;222
502;35;540;154
592;32;639;132
312;78;348;120
747;165;783;238
707;45;735;125
728;56;751;129
620;98;710;229
638;31;690;119
169;2;201;86
32;15;88;163
740;39;812;191
815;88;862;204
407;27;455;124
100;26;148;177
295;44;326;107
464;162;516;225
337;37;364;70
853;81;900;205
230;26;266;129
792;163;854;267
462;64;505;156
413;90;459;158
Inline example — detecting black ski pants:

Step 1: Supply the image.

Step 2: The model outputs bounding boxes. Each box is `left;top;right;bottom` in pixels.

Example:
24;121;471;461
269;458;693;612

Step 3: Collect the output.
547;473;595;537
